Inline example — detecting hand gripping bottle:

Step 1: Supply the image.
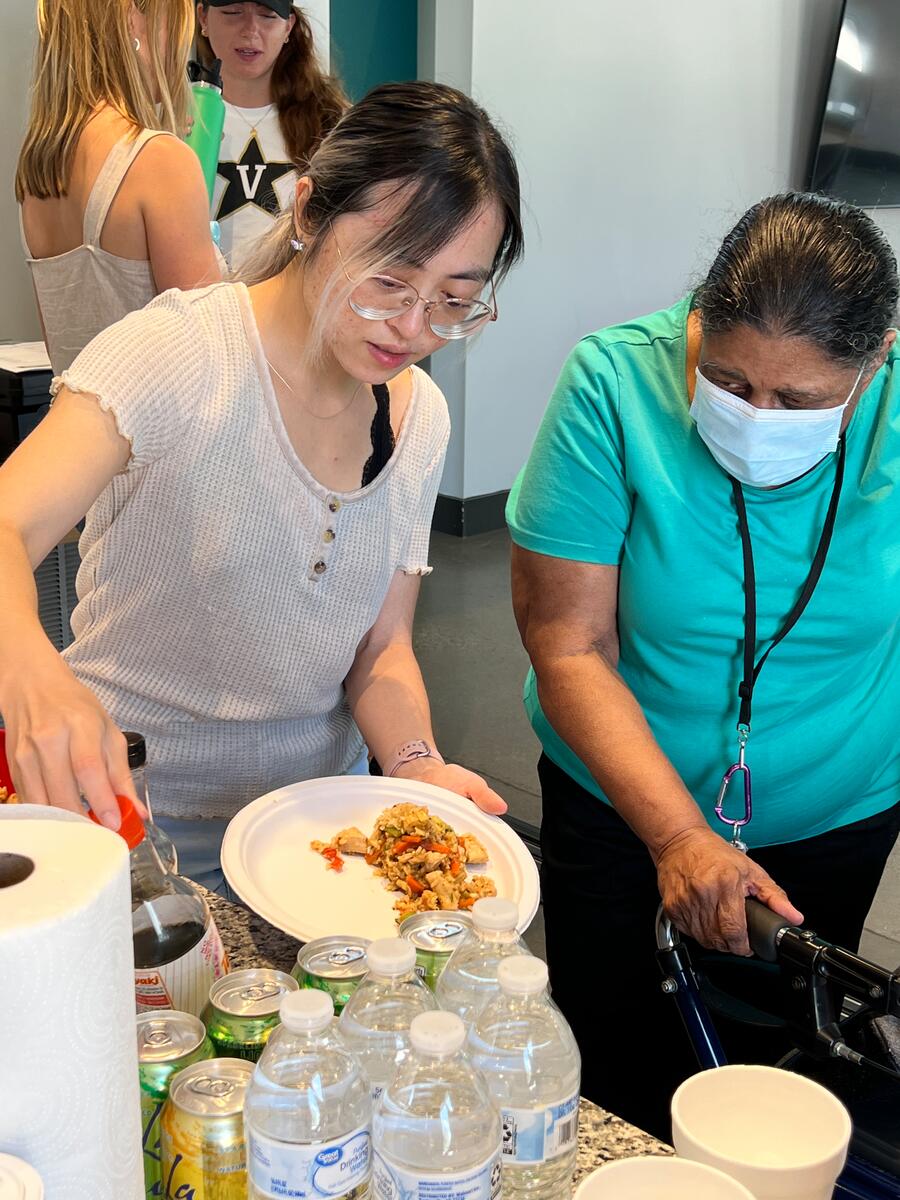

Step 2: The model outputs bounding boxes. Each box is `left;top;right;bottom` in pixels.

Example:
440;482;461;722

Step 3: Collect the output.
244;990;372;1199
373;1010;502;1199
468;956;581;1198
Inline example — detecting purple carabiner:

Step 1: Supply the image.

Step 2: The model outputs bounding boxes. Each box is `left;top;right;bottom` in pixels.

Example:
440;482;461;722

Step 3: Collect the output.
714;760;753;829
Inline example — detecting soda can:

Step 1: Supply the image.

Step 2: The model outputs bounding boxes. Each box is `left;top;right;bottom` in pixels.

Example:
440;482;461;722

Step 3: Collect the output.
292;935;370;1014
159;1058;252;1200
203;969;298;1062
399;911;474;990
137;1010;215;1200
0;1154;43;1199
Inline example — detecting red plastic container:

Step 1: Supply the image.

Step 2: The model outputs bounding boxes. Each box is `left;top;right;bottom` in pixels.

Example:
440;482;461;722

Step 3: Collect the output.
0;729;15;794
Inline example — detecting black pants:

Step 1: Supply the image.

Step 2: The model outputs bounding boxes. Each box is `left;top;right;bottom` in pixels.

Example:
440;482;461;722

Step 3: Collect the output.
539;753;900;1143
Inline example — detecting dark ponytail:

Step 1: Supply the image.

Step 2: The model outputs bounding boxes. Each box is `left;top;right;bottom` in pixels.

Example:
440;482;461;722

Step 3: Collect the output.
269;6;348;165
695;192;899;365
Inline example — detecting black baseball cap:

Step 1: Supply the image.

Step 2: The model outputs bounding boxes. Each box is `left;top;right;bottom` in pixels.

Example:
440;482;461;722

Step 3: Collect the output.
206;0;293;18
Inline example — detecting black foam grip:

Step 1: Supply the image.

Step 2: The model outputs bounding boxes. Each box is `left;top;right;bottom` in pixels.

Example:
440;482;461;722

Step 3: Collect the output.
746;898;793;962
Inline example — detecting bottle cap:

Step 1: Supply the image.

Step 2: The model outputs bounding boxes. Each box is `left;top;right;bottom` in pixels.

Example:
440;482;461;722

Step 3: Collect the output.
280;989;333;1033
366;937;416;976
472;897;519;932
88;795;145;850
410;1011;465;1056
498;955;548;995
123;731;146;770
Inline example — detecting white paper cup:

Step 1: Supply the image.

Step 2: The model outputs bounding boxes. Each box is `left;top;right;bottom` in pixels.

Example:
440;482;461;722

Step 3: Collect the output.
672;1065;852;1200
574;1155;756;1198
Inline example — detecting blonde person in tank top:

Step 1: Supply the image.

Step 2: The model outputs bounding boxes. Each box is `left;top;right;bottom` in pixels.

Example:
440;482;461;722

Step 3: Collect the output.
0;83;524;894
16;0;222;374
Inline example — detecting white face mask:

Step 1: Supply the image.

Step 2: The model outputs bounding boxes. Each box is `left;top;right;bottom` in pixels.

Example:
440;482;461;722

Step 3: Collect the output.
690;365;865;487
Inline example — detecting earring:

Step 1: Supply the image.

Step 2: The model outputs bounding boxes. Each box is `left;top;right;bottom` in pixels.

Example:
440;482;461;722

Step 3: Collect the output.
290;237;306;253
201;28;208;36
132;36;141;51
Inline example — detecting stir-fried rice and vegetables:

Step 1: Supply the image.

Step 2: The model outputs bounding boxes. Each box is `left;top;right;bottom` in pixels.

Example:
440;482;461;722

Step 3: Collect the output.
311;802;496;922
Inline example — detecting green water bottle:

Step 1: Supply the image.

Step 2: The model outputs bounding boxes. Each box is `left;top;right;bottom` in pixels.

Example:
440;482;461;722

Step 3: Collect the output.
185;58;225;205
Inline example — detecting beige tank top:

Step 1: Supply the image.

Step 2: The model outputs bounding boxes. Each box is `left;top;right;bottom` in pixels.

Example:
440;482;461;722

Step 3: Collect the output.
20;130;169;374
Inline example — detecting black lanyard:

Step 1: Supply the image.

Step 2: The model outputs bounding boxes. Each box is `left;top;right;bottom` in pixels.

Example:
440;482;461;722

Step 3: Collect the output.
729;432;847;732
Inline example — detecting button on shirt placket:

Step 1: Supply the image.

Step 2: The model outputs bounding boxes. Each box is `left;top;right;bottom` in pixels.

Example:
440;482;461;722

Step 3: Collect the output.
310;495;342;581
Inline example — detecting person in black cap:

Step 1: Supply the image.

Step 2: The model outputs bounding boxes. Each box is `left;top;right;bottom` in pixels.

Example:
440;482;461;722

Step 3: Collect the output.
196;2;346;268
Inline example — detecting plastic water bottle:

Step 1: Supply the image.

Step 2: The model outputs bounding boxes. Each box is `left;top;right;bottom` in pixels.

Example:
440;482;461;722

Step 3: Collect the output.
373;1011;502;1199
435;897;530;1025
244;990;372;1199
337;937;436;1103
468;957;581;1198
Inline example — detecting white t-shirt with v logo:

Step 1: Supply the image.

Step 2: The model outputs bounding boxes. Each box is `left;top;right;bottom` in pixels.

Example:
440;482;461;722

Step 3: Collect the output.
212;103;297;271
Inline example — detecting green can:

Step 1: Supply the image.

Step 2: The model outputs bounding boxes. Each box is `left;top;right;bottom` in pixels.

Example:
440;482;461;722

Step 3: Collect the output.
203;968;298;1061
399;911;474;990
293;935;370;1014
137;1010;214;1200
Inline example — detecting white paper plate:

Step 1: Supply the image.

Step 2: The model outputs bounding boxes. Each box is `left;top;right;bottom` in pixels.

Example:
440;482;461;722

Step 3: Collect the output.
221;775;540;943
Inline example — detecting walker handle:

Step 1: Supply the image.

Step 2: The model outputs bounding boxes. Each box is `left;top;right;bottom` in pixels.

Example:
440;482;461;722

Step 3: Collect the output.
745;898;795;962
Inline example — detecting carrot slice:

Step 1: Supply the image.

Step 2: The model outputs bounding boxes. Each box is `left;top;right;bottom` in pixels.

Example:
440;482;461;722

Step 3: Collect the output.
449;859;462;877
459;896;475;909
406;875;425;894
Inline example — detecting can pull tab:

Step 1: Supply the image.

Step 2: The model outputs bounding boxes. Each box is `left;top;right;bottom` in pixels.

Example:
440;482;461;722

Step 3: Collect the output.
241;983;280;1002
145;1029;174;1048
328;947;365;966
190;1077;234;1098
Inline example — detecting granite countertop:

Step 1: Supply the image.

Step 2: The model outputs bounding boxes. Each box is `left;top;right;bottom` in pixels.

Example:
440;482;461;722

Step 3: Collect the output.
202;887;673;1185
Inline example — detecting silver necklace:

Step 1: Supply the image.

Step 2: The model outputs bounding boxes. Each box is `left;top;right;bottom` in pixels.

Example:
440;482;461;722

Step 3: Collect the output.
267;358;366;421
230;102;275;139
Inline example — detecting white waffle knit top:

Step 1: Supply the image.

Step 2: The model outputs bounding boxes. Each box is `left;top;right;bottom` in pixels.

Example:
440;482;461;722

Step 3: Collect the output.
53;283;450;819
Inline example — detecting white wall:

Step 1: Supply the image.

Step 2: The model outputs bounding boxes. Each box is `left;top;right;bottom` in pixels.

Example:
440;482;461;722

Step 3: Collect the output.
428;0;847;499
0;2;39;341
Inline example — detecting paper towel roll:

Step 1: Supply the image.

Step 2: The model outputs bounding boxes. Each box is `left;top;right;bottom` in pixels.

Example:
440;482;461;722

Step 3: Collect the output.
0;810;143;1200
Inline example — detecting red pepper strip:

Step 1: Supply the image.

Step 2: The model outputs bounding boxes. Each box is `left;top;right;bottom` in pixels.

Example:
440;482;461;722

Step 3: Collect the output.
320;846;344;871
393;836;423;854
406;874;425;894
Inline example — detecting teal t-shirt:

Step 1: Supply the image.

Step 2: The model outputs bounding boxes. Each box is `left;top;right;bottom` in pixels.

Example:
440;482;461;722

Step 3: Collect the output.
507;295;900;848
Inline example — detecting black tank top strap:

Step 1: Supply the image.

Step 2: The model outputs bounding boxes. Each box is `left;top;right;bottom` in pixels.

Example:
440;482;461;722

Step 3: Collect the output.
361;382;396;486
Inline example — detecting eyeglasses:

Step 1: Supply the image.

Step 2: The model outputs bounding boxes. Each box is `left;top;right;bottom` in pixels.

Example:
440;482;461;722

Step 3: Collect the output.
331;226;498;340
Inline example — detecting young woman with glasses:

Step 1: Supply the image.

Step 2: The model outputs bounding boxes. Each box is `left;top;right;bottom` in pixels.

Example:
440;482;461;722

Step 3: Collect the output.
0;82;523;892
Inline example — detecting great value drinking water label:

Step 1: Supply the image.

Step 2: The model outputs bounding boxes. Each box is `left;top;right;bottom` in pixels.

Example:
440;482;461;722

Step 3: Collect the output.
372;1149;501;1199
500;1092;579;1165
248;1124;371;1198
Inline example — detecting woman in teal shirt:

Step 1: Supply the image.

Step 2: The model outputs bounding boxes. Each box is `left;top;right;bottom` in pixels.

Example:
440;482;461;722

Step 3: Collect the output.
508;192;900;1138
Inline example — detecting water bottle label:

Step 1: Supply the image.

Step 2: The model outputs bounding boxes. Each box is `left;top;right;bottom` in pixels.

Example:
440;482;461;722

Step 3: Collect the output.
500;1092;579;1164
135;921;229;1017
371;1084;384;1103
248;1123;371;1198
372;1149;501;1199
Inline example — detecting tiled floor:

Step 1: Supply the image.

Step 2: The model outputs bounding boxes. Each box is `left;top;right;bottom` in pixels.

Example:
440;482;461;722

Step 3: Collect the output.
415;528;900;970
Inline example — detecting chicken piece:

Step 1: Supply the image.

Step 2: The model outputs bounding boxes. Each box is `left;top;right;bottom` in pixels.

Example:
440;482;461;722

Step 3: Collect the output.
468;875;498;899
425;869;459;909
334;826;368;856
459;834;488;865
